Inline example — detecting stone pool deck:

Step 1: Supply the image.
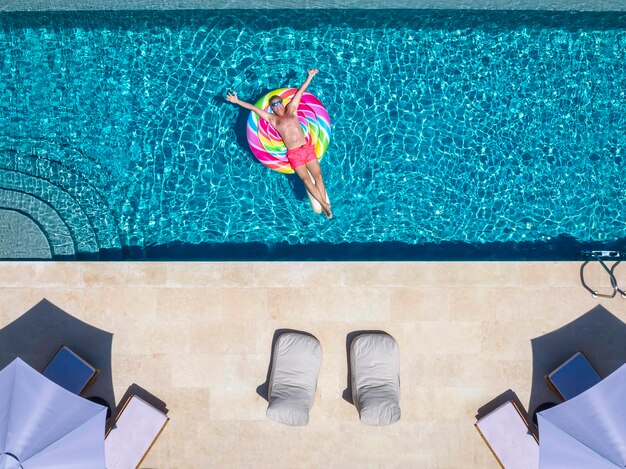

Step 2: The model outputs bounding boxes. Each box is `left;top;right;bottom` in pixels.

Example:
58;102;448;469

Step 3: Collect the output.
1;261;625;468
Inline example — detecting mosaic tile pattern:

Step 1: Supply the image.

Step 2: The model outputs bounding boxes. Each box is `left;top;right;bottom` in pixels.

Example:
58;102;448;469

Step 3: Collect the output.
2;0;626;11
0;210;51;258
0;188;74;257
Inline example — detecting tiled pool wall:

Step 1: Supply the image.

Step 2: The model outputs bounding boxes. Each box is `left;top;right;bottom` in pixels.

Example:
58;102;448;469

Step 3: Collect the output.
2;0;626;10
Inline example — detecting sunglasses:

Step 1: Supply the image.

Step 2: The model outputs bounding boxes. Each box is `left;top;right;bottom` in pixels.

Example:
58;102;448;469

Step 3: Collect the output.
270;101;283;108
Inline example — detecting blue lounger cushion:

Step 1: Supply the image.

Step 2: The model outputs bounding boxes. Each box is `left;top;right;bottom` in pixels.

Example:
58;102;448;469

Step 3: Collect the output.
43;346;97;395
547;351;601;400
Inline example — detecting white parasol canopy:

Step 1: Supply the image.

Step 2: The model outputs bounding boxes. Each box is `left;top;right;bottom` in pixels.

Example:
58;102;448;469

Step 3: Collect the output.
0;358;106;468
538;363;626;468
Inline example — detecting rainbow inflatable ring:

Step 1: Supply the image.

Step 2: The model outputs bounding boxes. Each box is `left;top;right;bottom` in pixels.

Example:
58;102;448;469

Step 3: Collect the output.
246;88;331;174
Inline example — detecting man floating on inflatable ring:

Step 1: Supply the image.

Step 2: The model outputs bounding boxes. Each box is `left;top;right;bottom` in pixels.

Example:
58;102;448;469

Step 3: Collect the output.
226;69;332;219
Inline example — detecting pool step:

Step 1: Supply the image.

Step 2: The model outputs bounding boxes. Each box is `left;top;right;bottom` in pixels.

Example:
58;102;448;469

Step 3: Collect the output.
1;149;121;251
0;208;53;260
0;143;126;259
0;188;75;259
0;169;99;258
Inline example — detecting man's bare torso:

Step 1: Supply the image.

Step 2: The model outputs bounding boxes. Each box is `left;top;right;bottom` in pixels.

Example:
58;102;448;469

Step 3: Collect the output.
271;111;306;150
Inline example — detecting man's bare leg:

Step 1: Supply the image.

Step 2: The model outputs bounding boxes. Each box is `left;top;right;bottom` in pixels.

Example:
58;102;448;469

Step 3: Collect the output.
293;164;332;218
304;159;328;204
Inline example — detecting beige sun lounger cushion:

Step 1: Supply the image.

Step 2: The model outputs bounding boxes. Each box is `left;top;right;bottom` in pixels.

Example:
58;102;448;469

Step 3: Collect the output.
350;333;401;426
266;332;322;426
105;395;169;469
475;401;539;469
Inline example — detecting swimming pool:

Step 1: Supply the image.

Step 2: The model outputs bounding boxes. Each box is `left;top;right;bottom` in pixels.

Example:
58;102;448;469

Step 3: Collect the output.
1;10;625;260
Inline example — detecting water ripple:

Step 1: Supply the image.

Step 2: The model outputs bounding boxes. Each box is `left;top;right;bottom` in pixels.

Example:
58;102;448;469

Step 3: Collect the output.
0;10;625;251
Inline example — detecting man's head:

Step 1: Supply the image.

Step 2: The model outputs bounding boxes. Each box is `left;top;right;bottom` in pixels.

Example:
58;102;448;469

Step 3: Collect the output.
269;95;285;116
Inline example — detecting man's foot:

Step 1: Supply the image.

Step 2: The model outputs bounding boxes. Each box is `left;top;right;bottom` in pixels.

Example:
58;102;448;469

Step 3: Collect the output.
322;203;333;219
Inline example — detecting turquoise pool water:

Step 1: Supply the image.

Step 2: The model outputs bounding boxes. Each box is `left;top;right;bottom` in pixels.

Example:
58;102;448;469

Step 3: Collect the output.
0;11;625;259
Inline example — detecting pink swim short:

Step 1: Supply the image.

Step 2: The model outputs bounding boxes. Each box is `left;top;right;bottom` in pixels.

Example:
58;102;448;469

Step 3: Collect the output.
286;143;317;169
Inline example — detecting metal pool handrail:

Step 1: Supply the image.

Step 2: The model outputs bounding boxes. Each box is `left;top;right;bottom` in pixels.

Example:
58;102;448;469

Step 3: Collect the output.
580;251;626;299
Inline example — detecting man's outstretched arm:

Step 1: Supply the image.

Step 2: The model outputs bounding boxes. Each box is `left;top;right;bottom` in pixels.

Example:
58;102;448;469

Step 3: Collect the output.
226;92;274;123
287;69;318;112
